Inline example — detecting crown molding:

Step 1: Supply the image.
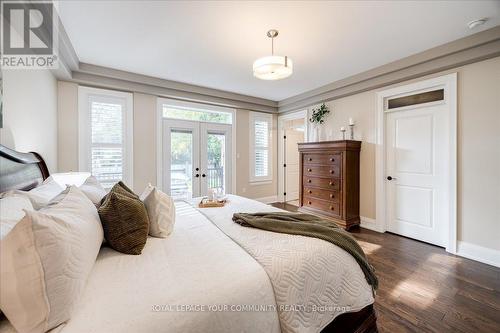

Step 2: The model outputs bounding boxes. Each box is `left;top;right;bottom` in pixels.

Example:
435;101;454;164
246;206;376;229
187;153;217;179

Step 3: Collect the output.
278;26;500;113
71;69;278;113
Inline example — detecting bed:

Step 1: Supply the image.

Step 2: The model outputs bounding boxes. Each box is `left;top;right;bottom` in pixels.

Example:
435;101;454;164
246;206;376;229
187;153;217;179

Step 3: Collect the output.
0;145;377;333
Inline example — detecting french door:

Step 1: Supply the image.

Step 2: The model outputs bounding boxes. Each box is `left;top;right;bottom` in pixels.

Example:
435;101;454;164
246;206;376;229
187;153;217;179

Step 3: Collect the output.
163;119;232;200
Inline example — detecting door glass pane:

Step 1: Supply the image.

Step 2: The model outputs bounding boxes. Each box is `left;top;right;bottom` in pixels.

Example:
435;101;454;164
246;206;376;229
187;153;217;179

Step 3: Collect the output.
170;130;193;200
207;133;226;194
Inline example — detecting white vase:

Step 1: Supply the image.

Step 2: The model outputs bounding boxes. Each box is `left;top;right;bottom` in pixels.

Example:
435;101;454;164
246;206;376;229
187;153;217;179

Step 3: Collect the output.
311;125;319;142
317;126;323;141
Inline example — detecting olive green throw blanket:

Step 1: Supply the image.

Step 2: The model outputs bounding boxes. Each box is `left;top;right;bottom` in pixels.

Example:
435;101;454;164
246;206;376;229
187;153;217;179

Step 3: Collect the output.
232;212;378;291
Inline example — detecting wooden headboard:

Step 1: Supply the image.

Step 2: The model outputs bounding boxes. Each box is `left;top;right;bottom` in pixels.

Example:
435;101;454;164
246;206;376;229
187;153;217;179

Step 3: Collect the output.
0;145;50;192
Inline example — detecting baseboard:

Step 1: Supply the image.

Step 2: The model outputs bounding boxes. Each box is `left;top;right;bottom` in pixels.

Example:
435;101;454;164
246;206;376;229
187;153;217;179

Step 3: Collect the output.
456;241;500;268
255;195;279;204
360;216;384;233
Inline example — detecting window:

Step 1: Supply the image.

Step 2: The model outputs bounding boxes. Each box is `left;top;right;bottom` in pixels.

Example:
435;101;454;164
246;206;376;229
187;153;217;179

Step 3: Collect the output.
79;87;133;189
161;99;232;124
250;112;273;182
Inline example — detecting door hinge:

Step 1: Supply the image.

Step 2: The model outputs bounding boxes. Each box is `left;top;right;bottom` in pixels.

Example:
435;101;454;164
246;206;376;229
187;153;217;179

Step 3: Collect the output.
283;164;286;167
283;135;286;139
284;192;287;196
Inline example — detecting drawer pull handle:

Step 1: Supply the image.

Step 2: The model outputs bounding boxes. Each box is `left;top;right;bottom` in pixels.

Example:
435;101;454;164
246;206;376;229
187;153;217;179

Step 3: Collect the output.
308;201;312;205
330;170;334;174
308;158;312;162
330;206;334;210
308;168;312;172
308;190;312;194
330;194;334;198
308;179;312;183
329;181;333;186
330;158;335;162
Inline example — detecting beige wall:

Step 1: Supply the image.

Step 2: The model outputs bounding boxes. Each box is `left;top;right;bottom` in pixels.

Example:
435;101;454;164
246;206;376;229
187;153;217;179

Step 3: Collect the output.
235;110;278;200
133;93;157;191
56;87;279;199
303;56;500;251
1;69;58;172
57;81;79;172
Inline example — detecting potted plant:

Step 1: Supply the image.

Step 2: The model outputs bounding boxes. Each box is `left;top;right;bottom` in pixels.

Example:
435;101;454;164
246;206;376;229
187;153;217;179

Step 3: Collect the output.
309;103;330;141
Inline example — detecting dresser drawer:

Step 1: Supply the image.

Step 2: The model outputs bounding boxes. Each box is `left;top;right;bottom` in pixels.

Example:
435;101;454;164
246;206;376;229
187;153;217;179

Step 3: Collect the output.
303;187;340;202
303;197;340;216
303;177;341;190
303;153;341;165
303;165;340;177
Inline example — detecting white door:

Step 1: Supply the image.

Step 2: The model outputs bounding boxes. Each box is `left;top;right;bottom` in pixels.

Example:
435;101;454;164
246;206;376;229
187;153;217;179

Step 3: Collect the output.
284;129;304;201
163;119;200;199
163;119;232;199
200;122;232;197
386;102;449;246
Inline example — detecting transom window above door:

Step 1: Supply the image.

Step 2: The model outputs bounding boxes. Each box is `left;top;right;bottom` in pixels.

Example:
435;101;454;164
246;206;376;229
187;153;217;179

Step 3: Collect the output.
161;99;233;124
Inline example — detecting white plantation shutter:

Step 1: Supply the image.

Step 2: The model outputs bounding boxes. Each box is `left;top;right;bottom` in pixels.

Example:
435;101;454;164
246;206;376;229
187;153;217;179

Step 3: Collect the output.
250;112;272;182
79;87;133;189
90;100;124;188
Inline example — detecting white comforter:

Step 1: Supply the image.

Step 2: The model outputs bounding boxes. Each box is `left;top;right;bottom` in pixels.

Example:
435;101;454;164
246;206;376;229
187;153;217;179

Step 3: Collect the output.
192;195;374;333
0;201;280;333
0;195;373;333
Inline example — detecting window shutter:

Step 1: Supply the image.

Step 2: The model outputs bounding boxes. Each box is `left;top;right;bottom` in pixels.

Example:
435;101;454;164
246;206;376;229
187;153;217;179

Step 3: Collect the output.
254;120;269;177
250;112;272;182
90;100;125;188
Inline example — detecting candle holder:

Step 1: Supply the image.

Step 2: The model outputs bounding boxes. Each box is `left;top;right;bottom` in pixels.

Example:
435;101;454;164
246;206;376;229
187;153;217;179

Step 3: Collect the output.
341;128;346;140
349;124;354;140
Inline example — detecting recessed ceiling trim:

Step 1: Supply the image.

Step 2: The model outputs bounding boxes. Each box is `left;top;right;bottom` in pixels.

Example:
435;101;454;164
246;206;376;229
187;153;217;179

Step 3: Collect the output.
278;26;500;113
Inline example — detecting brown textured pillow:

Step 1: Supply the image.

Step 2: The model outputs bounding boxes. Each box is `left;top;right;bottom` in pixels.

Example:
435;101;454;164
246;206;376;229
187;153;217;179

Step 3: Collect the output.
98;182;149;255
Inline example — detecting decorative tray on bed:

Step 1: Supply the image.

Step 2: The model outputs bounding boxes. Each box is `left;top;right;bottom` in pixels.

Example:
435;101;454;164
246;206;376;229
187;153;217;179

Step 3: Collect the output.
198;197;227;208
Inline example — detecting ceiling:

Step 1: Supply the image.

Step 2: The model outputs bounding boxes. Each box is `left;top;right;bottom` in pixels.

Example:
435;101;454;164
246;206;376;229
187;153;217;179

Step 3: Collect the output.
57;1;500;101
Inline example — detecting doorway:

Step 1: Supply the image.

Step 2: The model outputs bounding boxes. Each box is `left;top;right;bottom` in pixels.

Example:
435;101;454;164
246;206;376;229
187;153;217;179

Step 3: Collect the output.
376;74;457;251
163;119;232;200
278;110;308;205
158;99;234;200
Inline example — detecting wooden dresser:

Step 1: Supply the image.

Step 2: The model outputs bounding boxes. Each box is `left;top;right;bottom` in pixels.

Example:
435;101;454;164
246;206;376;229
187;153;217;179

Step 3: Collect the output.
298;140;361;230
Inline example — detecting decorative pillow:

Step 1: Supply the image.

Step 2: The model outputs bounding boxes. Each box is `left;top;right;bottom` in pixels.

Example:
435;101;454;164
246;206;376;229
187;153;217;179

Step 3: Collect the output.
79;176;107;205
98;182;149;255
140;184;175;238
0;194;34;239
0;186;103;333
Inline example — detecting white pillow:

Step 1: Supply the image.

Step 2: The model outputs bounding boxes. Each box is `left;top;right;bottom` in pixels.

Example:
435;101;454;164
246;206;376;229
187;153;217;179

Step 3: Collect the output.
0;186;103;333
0;194;34;239
140;184;175;238
79;176;107;205
29;176;65;200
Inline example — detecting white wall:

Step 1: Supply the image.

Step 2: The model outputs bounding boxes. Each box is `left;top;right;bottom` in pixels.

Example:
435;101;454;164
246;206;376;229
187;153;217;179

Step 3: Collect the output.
1;69;58;172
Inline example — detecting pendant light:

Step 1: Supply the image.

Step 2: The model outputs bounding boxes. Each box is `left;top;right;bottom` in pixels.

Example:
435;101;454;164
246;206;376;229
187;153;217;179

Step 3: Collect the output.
253;29;293;80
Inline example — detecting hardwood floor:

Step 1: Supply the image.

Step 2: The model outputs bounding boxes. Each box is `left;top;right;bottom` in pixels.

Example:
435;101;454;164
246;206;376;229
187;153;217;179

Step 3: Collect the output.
270;202;500;333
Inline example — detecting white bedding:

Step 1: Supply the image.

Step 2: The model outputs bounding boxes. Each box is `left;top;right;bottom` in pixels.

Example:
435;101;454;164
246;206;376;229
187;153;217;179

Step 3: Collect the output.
0;195;374;333
192;195;374;333
0;201;280;333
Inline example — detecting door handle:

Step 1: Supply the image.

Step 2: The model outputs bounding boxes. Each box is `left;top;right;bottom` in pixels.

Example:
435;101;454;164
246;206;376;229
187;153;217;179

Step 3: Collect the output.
201;174;206;178
387;176;397;181
195;174;200;178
